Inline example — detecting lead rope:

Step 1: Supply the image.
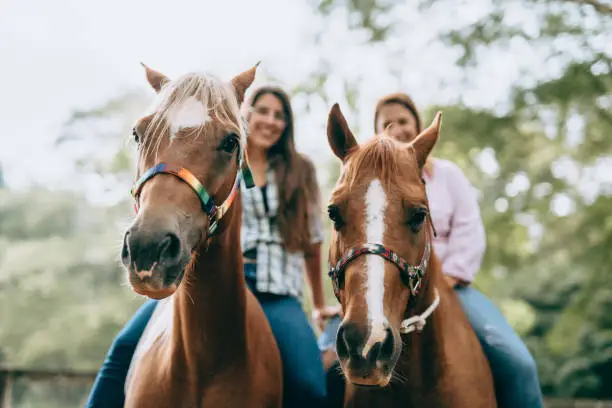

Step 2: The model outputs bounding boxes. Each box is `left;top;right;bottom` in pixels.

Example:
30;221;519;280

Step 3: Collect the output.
400;288;440;334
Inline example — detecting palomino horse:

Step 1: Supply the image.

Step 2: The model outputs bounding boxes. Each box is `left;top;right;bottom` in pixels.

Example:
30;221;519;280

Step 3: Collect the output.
325;104;496;407
120;64;282;407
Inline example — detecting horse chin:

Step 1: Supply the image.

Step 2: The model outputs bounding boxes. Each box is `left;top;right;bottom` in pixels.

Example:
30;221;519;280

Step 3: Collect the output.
345;371;393;388
134;285;178;300
340;360;395;388
128;262;188;300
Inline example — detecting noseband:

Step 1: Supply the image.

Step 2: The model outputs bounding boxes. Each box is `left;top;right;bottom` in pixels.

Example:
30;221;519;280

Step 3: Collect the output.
328;230;431;303
130;141;255;237
328;228;440;334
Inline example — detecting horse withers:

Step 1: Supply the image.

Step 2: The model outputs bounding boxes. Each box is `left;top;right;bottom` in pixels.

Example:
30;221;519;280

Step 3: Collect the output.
324;104;495;407
120;63;282;408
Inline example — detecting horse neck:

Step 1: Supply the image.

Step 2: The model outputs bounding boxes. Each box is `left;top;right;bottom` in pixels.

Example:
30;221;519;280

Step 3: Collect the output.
172;194;247;359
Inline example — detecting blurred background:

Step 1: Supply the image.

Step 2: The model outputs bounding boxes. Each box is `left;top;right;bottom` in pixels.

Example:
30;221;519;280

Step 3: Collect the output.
1;0;611;406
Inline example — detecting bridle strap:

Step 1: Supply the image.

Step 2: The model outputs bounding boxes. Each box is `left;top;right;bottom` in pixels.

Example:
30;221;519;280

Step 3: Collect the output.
327;230;437;335
130;144;255;237
328;230;431;302
131;163;215;214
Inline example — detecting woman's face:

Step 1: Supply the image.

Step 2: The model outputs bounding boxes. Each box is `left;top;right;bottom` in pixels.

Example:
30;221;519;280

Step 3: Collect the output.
375;103;419;143
247;93;286;151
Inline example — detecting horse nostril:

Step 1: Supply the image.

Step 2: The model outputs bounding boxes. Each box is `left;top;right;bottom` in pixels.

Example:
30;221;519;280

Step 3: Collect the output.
337;322;365;359
380;327;395;359
121;231;130;266
336;325;348;359
158;233;181;264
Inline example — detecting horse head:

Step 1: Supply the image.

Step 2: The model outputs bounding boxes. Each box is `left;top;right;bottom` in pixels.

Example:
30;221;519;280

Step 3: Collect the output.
121;63;257;299
326;103;442;386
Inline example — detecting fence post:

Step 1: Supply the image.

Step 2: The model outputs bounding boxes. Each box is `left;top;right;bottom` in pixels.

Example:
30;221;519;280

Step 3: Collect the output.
0;370;13;408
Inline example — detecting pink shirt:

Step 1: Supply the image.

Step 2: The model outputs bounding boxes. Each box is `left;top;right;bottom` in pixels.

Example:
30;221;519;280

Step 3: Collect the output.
424;158;486;283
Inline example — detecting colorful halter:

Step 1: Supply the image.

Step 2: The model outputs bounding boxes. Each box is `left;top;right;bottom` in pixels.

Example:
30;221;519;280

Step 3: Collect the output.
328;231;431;303
130;144;255;237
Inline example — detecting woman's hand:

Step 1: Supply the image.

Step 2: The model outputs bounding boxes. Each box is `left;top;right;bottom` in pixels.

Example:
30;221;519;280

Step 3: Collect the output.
312;305;343;331
444;275;460;288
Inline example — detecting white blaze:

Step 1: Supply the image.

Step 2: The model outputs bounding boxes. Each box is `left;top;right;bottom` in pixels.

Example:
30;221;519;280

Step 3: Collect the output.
362;179;388;357
167;96;209;138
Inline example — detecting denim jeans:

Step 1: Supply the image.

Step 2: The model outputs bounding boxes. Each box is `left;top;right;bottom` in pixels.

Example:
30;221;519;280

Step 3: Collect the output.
85;299;157;407
456;286;543;408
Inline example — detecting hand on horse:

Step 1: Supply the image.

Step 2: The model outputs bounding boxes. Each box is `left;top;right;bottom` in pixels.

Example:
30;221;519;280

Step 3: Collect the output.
444;275;461;289
312;304;343;331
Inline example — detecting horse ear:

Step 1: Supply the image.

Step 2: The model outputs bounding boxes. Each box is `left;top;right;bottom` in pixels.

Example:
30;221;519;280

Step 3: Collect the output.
232;62;259;104
327;103;358;161
141;63;169;93
412;112;442;168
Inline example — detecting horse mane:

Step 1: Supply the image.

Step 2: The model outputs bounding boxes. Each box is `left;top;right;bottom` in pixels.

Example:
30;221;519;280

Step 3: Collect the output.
344;136;420;189
145;72;247;155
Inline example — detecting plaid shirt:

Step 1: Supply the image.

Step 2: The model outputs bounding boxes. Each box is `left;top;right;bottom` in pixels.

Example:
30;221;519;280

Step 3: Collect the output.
241;167;324;297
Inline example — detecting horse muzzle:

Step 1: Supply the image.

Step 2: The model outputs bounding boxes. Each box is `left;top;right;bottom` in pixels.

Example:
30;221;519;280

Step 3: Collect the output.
336;320;401;387
121;223;193;299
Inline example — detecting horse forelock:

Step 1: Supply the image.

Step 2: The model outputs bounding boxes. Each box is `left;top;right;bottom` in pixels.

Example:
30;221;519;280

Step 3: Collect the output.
343;136;419;190
143;72;246;157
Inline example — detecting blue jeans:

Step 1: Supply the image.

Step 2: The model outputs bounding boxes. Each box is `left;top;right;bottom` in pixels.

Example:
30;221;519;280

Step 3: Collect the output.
85;264;327;408
456;286;543;408
321;287;543;408
85;299;157;407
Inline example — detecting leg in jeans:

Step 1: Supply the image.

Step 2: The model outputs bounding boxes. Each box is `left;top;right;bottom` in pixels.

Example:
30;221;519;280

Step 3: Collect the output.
455;286;543;408
85;299;158;408
256;292;328;408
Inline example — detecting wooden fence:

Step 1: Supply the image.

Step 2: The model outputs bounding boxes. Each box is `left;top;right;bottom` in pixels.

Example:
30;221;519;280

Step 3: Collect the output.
1;366;611;408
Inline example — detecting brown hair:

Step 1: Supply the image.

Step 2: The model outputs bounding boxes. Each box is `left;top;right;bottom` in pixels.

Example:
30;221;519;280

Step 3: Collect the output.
373;92;435;175
247;86;320;252
373;92;422;134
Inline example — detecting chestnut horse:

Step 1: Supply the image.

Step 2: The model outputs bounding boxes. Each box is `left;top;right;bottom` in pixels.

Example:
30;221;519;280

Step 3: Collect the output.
120;64;282;408
325;104;496;407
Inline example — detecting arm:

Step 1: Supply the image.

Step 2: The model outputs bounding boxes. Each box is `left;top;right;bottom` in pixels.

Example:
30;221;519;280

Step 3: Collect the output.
442;163;486;286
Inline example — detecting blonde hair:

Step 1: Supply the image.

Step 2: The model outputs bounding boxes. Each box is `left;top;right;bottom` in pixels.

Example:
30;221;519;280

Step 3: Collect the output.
145;72;246;156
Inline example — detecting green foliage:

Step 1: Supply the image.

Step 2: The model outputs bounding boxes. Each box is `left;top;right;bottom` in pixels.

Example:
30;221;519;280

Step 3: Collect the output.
0;189;143;371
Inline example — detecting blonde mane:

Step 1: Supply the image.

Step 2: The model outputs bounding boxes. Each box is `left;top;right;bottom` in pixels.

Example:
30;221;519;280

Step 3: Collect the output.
144;72;246;156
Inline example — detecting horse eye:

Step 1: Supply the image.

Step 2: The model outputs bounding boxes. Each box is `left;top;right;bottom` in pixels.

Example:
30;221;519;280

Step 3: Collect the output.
408;208;427;232
132;128;140;144
219;133;239;154
328;205;344;230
